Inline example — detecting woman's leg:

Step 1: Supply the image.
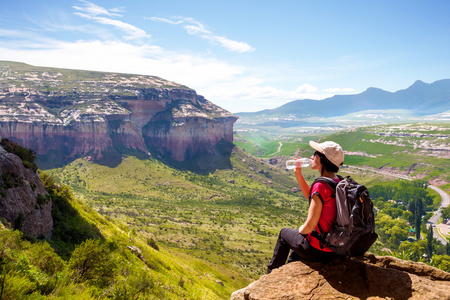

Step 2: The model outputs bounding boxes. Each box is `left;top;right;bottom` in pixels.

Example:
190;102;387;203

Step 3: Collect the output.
267;228;336;273
267;228;305;273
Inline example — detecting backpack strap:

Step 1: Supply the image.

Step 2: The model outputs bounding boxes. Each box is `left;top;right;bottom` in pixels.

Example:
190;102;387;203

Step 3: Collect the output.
308;176;340;204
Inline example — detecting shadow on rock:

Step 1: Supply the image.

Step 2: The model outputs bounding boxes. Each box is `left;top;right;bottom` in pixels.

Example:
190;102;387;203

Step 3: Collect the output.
231;253;450;300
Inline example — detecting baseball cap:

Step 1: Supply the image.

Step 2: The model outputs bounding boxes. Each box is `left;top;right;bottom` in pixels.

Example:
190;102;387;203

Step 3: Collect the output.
309;140;344;167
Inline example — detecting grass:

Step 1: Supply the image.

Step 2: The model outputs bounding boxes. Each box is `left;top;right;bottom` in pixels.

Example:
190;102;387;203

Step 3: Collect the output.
46;146;312;278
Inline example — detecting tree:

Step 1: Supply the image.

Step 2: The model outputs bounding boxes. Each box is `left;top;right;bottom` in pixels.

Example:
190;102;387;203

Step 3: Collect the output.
427;225;433;261
431;255;450;273
398;240;427;262
415;199;423;240
68;239;116;288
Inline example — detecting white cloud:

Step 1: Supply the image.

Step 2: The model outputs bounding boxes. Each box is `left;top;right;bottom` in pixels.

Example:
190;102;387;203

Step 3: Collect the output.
73;0;121;17
149;16;255;53
73;1;150;40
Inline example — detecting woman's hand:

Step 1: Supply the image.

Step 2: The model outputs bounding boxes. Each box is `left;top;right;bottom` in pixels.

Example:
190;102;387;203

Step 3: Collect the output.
294;157;311;199
294;157;303;174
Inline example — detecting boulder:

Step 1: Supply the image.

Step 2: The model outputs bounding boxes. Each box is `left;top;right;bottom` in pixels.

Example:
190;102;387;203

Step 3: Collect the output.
231;253;450;300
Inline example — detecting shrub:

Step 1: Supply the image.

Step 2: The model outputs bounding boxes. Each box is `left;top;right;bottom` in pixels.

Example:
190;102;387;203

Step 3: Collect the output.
68;239;116;288
146;237;159;251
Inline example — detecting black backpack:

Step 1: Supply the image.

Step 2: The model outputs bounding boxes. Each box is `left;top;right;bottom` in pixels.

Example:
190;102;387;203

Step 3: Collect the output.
310;176;378;257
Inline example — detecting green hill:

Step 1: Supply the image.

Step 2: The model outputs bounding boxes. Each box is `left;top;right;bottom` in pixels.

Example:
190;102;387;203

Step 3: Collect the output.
0;171;251;299
45;145;314;279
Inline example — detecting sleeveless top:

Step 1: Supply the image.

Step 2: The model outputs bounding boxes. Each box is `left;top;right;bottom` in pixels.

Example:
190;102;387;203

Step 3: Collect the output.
306;177;340;252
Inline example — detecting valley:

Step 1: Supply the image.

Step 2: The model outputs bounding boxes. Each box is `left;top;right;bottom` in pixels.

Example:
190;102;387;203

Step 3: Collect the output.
44;122;449;279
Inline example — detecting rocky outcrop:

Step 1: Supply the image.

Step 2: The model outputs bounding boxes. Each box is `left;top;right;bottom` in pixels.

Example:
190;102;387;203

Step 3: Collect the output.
231;254;450;300
0;143;52;238
0;61;238;164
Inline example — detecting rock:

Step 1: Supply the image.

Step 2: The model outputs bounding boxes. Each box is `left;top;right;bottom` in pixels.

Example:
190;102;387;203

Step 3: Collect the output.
230;254;450;300
0;63;238;164
127;246;146;263
291;187;300;193
0;143;52;238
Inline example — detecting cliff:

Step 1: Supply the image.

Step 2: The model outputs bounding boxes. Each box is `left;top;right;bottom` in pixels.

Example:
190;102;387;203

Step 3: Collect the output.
231;253;450;300
0;61;237;165
0;140;52;238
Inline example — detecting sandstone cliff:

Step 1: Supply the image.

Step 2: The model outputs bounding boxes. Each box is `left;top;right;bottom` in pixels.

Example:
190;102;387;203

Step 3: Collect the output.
231;254;450;300
0;141;52;238
0;61;238;164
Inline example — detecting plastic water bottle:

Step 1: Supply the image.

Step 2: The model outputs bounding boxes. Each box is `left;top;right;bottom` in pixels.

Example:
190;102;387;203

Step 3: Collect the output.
285;158;310;169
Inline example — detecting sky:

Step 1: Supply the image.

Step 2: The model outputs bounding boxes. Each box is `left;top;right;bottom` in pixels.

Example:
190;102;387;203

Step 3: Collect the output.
1;0;449;113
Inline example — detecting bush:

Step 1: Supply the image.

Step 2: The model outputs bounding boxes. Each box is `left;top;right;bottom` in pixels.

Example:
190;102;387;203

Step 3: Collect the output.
146;237;159;251
68;239;116;288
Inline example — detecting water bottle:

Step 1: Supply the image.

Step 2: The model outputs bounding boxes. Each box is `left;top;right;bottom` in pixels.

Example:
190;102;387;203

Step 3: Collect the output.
285;158;310;169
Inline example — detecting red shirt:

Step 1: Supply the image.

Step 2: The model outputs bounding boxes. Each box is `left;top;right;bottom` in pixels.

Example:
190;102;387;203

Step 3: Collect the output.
307;178;340;252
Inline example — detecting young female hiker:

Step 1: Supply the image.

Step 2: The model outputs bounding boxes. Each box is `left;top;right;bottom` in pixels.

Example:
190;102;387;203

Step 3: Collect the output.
267;140;344;274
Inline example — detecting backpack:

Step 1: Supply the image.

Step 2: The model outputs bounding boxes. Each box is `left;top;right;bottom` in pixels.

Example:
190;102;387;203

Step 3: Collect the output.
310;175;378;257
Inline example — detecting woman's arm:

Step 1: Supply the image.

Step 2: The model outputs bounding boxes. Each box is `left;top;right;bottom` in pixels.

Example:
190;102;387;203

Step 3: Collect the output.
299;194;322;234
294;166;310;199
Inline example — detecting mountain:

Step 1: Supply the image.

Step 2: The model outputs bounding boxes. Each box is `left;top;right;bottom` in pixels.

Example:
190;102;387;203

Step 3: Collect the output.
0;61;237;167
238;79;450;119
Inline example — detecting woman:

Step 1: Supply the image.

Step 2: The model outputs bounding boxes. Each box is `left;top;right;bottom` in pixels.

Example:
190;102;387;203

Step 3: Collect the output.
267;140;344;273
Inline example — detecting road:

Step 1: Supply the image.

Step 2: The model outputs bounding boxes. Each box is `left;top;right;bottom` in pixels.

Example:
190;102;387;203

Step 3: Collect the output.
268;142;283;157
427;185;450;245
345;165;449;245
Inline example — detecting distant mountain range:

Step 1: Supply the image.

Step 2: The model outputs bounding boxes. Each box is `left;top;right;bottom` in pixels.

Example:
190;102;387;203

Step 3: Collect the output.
238;79;450;118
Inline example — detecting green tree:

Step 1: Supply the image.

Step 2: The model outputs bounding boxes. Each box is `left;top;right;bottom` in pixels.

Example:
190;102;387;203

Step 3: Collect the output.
441;207;450;220
430;255;450;272
68;239;116;288
398;239;427;262
415;199;423;240
427;225;433;261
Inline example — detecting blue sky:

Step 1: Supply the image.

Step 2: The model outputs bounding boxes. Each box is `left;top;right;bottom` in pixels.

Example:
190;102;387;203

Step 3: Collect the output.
1;0;449;113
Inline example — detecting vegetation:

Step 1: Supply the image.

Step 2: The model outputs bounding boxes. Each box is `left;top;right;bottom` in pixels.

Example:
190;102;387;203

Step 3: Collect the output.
367;179;450;271
45;147;312;278
1;122;449;298
0;173;250;299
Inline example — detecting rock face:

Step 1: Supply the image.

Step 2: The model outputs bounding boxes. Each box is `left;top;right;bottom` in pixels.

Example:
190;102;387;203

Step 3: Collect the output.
0;61;238;164
231;254;450;300
0;143;52;238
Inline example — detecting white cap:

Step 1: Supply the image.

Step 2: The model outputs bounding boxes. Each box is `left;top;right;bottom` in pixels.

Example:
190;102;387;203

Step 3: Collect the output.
309;140;344;167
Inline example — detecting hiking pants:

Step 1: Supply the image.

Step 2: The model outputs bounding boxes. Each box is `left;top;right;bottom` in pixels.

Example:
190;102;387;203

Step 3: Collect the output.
267;228;337;273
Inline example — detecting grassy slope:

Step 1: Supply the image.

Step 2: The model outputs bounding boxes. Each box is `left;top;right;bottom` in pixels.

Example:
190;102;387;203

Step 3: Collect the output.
0;189;250;300
66;196;251;299
46;146;314;278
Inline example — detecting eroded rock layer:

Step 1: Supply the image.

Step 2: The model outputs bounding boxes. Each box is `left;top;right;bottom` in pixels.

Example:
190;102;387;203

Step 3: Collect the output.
0;61;237;163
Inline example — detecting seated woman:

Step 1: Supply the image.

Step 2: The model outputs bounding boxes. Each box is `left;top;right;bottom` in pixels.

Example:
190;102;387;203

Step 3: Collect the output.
267;141;344;273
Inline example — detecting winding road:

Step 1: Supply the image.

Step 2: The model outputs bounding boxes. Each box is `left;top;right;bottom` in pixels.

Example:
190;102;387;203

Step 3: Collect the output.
427;185;450;245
